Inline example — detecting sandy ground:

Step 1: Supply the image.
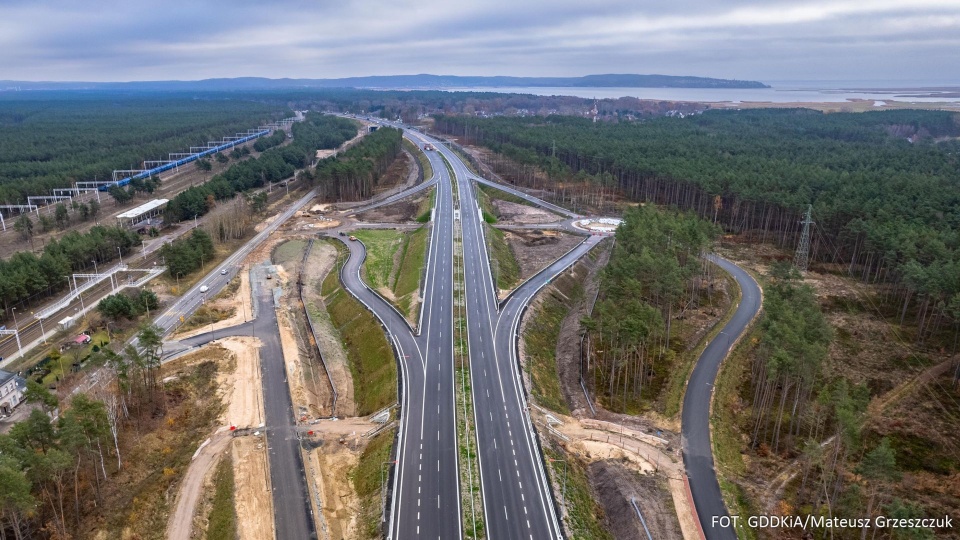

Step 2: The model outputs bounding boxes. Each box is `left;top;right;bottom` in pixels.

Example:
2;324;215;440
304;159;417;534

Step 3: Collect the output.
502;228;585;283
233;435;275;540
166;337;266;539
540;412;697;540
301;417;377;540
218;337;265;429
493;199;561;225
276;289;326;419
167;429;232;540
301;241;358;417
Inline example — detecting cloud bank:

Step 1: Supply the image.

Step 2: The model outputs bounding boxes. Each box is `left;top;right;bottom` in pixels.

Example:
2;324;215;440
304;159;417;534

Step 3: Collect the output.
3;0;959;82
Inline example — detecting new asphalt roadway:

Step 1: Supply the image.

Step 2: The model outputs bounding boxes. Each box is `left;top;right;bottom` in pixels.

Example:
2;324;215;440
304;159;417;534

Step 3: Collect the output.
336;132;462;540
343;122;605;539
177;269;315;539
335;118;762;540
682;254;762;540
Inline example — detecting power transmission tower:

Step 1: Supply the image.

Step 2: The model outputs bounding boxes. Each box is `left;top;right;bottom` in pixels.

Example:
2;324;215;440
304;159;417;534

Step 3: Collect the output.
794;205;814;272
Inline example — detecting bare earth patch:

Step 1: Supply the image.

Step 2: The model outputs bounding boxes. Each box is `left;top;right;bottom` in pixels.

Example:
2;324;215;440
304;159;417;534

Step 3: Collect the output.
304;417;377;540
501;228;584;281
493;199;560;225
302;241;358;417
232;435;275;540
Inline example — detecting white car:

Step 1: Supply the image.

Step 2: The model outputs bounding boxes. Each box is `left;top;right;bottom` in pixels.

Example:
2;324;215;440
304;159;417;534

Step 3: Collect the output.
221;269;227;275
199;285;209;293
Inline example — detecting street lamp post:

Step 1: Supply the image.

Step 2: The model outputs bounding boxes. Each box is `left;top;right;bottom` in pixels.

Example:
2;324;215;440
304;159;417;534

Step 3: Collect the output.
91;259;99;275
117;246;123;266
11;307;19;330
32;312;46;344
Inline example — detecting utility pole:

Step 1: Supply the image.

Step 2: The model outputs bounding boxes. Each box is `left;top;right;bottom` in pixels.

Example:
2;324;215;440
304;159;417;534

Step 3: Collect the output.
794;204;814;272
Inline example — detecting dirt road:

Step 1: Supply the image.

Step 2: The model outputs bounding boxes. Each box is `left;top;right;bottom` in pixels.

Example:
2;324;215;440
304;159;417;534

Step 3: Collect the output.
166;429;232;540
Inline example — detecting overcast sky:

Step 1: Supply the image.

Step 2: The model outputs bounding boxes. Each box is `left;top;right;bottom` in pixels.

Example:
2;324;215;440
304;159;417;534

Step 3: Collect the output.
3;0;960;84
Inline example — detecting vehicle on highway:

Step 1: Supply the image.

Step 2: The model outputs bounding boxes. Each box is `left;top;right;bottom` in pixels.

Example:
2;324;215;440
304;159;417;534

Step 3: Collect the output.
221;269;227;275
199;285;209;293
349;235;357;241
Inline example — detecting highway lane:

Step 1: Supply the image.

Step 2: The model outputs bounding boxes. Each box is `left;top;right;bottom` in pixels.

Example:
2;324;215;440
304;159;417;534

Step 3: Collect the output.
334;134;461;540
441;140;565;540
682;255;762;540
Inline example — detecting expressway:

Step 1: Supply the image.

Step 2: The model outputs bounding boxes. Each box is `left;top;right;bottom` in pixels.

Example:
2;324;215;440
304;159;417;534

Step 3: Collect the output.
445;140;574;540
681;255;762;540
337;118;761;540
335;130;462;539
336;120;602;539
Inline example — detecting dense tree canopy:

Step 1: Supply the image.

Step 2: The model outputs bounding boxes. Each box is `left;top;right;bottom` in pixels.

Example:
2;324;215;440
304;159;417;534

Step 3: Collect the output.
313;126;403;201
164;114;357;223
435;110;960;340
0;225;140;312
0;94;286;203
584;205;718;411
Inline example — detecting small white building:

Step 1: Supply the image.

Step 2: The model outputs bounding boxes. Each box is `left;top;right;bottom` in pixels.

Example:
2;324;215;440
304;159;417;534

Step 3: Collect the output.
0;369;26;416
116;198;168;228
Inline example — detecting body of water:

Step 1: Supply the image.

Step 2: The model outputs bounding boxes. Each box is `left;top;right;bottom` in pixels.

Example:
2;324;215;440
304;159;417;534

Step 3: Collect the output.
447;82;960;104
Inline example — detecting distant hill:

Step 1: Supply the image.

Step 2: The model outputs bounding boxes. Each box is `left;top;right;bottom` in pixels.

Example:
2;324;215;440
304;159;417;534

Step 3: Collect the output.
0;73;769;92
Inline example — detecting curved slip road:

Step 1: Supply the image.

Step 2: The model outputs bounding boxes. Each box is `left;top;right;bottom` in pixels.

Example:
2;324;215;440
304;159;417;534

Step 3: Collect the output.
681;254;762;540
335;133;462;540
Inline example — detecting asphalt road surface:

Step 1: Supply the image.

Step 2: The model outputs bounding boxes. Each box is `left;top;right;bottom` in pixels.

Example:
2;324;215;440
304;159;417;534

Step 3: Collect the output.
176;271;315;539
342;120;601;539
342;119;761;540
336;132;462;540
681;255;762;540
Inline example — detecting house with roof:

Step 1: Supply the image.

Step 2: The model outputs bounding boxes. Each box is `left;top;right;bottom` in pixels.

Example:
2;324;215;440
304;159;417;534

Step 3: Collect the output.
0;369;27;416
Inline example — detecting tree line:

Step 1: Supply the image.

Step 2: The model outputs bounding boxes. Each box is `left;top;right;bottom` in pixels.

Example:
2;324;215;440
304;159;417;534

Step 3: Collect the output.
160;229;216;280
433;110;960;344
14;199;101;243
582;205;717;412
0;325;169;540
0;94;286;203
1;225;140;318
163;114;357;223
252;129;286;152
312;126;403;201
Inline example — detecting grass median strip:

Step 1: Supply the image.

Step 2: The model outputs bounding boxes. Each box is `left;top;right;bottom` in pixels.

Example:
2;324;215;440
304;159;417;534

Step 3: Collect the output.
452;162;486;539
353;226;429;325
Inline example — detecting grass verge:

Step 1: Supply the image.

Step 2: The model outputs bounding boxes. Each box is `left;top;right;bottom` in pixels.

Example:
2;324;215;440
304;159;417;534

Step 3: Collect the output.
352;229;404;289
661;263;740;418
403;138;433;180
394;226;429;322
545;446;613;540
205;455;237;540
178;305;236;333
483;224;520;292
524;270;585;414
353;428;396;540
712;325;760;540
321;240;397;416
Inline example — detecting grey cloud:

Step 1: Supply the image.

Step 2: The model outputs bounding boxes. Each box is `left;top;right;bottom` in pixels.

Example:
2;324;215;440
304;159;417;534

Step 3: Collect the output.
1;0;959;82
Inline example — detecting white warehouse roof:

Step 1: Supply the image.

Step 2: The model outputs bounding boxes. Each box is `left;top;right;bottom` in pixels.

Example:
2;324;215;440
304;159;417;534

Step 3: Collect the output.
117;199;168;219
